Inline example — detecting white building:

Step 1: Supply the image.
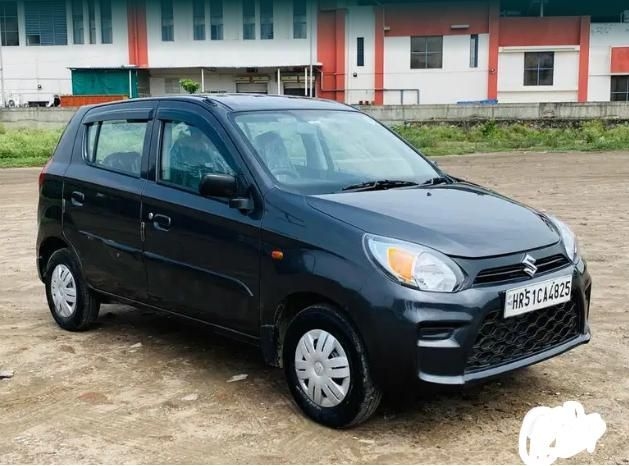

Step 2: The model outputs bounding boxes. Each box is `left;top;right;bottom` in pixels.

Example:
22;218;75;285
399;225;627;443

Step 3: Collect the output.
0;0;628;107
589;22;629;103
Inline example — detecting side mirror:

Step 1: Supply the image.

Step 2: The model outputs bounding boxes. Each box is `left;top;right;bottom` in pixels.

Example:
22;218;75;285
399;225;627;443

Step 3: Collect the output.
199;173;254;212
199;173;237;198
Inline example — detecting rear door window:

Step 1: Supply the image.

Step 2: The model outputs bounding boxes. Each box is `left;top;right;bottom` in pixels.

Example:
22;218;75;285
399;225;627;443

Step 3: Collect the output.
85;120;149;177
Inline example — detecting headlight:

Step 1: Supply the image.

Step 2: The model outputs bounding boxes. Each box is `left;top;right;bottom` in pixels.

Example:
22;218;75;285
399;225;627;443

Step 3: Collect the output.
547;215;580;261
364;234;463;292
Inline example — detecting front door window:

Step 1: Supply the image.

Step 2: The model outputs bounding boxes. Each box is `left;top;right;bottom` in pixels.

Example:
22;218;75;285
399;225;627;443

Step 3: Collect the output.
160;120;235;192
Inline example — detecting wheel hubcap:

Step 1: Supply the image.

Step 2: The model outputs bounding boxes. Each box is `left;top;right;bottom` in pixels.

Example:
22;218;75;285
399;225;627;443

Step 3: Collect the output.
294;329;351;408
50;264;77;318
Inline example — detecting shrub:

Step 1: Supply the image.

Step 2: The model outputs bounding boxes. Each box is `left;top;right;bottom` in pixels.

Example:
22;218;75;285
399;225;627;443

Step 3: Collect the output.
0;128;62;168
179;79;201;94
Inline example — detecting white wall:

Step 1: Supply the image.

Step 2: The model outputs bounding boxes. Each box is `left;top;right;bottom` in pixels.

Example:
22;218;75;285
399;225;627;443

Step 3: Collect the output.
345;6;375;104
382;34;489;105
146;0;316;69
2;0;129;105
589;23;629;102
497;47;579;103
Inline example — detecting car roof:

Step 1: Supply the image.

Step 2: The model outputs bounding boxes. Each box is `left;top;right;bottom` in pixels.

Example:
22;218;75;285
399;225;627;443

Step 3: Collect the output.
92;94;356;113
203;94;355;112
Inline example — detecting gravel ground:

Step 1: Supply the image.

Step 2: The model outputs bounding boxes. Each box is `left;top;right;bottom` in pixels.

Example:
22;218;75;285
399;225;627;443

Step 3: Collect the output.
0;151;628;464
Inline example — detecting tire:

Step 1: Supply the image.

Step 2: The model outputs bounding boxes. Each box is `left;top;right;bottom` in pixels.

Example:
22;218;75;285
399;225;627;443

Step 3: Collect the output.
283;304;382;428
44;248;100;331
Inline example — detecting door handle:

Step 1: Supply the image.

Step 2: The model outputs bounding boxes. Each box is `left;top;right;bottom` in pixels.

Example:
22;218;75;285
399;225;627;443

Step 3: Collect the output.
148;213;172;231
71;191;85;207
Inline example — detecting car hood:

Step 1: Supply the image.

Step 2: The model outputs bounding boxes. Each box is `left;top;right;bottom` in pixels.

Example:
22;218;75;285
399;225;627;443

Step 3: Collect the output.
307;183;559;258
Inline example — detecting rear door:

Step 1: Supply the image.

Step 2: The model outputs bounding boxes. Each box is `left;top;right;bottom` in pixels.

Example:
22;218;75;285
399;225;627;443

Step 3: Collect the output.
142;101;262;336
63;102;155;301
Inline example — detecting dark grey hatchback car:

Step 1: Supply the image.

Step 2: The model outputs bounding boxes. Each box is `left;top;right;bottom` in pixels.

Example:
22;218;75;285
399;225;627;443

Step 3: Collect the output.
37;95;591;427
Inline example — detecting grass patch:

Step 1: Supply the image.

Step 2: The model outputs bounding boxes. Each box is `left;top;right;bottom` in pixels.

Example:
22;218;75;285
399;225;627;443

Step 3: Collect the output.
393;120;629;156
0;126;63;168
0;120;628;168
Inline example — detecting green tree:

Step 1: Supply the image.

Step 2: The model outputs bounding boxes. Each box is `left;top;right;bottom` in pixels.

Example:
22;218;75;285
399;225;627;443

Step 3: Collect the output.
179;79;200;94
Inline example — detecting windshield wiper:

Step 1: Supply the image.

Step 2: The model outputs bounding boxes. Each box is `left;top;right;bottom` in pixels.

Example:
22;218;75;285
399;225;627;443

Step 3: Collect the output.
341;179;419;192
420;176;451;186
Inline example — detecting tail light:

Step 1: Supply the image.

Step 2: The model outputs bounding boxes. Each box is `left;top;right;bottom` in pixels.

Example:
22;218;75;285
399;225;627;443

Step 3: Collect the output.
39;158;53;189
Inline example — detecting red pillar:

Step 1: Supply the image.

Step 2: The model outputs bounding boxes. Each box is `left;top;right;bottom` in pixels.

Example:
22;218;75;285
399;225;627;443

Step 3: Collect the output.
334;10;346;103
127;0;148;67
317;9;345;102
578;16;591;103
487;0;500;101
317;10;335;100
374;6;384;105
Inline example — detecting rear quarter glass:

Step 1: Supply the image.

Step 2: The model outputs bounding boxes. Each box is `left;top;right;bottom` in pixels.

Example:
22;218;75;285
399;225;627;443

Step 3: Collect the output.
51;107;91;165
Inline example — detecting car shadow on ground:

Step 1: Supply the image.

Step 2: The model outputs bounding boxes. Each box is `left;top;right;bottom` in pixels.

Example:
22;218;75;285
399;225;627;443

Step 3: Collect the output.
91;303;554;432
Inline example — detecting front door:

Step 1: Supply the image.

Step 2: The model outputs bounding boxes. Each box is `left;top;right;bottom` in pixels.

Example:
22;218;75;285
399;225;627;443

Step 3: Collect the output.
142;102;261;336
63;103;154;301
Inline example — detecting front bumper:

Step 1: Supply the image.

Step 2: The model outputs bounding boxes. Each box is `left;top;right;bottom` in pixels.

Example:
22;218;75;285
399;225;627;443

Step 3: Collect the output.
360;252;592;389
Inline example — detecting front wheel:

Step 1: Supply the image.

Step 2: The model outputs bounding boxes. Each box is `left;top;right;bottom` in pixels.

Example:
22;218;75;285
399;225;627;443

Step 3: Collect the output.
283;304;382;428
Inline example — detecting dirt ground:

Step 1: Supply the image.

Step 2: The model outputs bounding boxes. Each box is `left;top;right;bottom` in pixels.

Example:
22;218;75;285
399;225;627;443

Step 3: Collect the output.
0;151;628;464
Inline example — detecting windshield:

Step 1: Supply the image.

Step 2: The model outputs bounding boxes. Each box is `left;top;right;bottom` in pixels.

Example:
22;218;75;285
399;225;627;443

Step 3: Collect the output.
233;110;440;195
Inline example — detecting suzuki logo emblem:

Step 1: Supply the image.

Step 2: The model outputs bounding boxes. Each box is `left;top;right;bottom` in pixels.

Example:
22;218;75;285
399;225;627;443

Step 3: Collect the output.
522;254;538;277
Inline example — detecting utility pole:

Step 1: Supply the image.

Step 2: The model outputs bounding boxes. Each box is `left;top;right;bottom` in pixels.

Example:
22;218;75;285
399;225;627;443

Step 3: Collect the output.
540;0;547;17
308;0;314;97
0;21;5;107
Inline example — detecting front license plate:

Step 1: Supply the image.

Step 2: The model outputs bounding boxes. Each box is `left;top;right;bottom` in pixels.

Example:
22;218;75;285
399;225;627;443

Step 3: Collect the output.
504;276;572;318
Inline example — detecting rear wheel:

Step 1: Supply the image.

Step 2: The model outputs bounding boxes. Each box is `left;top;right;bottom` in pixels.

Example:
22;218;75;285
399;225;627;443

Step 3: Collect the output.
45;248;100;331
283;304;382;428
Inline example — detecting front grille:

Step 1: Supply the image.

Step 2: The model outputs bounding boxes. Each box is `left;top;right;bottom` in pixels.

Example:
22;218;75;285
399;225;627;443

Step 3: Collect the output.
466;300;581;372
474;254;570;286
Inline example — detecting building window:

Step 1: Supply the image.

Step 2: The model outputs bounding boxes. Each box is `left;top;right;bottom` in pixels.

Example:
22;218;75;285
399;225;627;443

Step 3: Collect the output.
293;0;306;39
210;0;223;40
71;0;83;44
165;78;182;94
524;52;554;86
24;0;67;46
611;76;629;101
100;0;112;43
86;0;96;43
470;34;479;68
242;0;255;40
410;36;443;69
161;0;174;41
357;37;364;67
260;0;273;40
0;1;19;46
193;0;205;40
